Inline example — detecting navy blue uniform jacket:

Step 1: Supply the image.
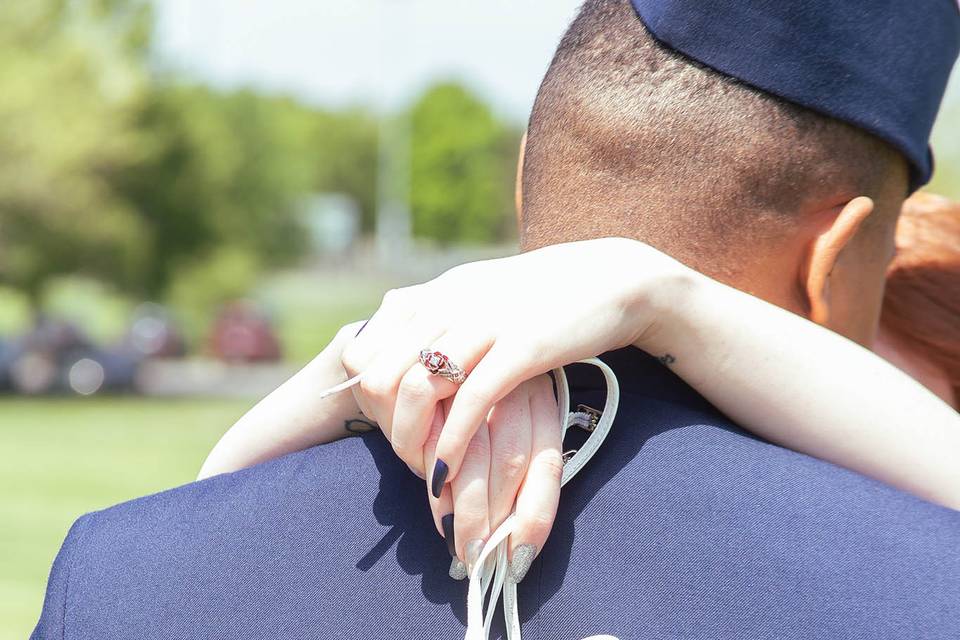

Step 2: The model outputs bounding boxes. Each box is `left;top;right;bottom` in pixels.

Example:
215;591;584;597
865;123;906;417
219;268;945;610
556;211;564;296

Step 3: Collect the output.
32;349;960;639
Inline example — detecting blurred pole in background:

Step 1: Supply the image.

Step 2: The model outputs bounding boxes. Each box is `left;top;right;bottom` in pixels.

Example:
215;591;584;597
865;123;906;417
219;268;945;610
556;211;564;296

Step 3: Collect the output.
375;0;413;266
375;113;413;264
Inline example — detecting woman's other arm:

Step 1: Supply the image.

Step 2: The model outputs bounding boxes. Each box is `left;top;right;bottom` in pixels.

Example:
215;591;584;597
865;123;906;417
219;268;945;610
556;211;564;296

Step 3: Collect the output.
642;267;960;509
197;322;372;479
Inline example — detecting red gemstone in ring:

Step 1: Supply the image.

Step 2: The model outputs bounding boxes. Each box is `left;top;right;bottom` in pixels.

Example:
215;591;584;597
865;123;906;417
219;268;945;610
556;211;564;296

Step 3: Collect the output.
420;350;449;374
418;349;467;384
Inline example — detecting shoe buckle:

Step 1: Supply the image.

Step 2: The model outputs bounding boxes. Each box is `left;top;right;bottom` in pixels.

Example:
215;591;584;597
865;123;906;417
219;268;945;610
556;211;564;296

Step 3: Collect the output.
575;404;602;432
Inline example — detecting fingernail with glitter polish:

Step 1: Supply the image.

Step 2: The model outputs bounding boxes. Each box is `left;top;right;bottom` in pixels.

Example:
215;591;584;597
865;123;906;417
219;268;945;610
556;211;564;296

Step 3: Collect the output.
465;539;484;572
441;513;457;558
448;558;467;581
508;544;537;584
431;459;449;498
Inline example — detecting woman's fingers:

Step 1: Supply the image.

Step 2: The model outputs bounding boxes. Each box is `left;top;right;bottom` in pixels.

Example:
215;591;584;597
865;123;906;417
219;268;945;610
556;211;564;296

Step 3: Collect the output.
390;366;453;476
423;399;448;532
392;329;494;479
424;399;467;580
508;373;563;584
451;421;492;574
341;288;417;375
432;340;542;495
435;483;462;578
485;380;534;532
341;287;422;433
354;316;445;445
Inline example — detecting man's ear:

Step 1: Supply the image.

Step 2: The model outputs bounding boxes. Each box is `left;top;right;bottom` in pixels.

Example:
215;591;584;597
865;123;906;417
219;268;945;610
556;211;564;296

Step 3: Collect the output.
515;131;527;229
803;196;875;325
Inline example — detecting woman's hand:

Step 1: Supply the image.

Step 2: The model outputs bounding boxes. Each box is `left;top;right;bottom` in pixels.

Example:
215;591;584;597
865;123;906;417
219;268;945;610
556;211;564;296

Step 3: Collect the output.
426;375;564;580
200;318;569;581
341;238;684;496
340;238;688;575
202;237;689;578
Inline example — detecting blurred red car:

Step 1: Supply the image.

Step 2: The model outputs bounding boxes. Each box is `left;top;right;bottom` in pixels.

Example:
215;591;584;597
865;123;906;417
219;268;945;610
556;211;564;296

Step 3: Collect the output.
207;301;282;363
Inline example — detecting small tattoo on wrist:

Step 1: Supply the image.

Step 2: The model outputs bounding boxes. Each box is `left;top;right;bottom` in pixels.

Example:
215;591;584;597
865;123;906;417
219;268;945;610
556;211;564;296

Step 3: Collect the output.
658;354;676;367
345;418;379;434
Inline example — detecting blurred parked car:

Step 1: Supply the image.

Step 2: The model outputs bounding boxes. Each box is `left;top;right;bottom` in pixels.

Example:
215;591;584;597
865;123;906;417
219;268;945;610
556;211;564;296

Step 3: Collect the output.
123;302;187;358
0;339;17;392
3;317;141;396
207;301;282;363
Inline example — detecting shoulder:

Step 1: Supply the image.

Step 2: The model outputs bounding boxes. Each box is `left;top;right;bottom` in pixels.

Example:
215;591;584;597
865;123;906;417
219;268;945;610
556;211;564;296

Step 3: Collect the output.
31;433;458;638
541;374;960;638
36;443;353;608
569;358;960;547
30;515;94;639
73;433;395;556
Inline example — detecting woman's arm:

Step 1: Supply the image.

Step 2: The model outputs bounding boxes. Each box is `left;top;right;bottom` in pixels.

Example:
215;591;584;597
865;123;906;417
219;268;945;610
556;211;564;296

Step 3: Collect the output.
339;238;959;512
199;238;960;515
197;322;373;479
641;267;960;509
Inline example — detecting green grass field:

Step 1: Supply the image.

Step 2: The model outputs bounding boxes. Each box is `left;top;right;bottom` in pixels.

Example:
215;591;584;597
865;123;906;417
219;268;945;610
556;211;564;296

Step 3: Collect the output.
0;268;392;638
0;398;251;640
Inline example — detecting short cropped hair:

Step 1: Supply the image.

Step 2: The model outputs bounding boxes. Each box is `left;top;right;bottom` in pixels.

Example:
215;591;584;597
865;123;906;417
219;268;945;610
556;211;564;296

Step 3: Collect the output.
521;0;906;278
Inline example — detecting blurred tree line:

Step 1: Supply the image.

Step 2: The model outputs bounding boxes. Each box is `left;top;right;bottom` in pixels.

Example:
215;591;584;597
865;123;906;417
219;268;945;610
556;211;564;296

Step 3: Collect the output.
0;0;521;329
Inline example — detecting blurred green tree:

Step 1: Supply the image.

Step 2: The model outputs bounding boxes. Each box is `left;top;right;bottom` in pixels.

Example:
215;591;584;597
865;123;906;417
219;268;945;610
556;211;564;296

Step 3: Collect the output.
0;0;381;316
114;85;380;296
0;3;522;343
312;110;379;233
409;82;520;244
0;0;153;310
115;86;307;295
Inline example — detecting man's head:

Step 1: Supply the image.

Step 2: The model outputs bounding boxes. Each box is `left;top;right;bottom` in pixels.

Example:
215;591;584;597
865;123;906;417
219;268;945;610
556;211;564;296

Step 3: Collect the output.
518;0;910;345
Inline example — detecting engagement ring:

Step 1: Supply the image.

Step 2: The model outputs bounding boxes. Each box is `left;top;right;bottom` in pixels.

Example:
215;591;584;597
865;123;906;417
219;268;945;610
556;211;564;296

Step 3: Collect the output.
418;349;467;384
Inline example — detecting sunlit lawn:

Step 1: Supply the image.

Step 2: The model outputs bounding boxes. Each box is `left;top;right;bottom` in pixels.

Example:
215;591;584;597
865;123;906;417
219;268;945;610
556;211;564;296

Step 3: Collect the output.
0;397;250;640
258;269;390;364
0;268;394;638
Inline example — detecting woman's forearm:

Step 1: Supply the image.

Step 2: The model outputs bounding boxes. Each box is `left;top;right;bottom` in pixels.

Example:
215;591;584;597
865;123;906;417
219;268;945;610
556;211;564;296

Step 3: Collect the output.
639;266;960;510
196;239;960;510
197;324;374;479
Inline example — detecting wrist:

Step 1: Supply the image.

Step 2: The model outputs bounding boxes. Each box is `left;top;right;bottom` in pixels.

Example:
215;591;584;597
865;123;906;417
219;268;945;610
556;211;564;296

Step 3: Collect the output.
622;246;703;355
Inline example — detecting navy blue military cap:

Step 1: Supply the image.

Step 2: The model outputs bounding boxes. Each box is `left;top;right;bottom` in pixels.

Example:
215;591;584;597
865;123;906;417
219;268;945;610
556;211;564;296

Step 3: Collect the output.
631;0;960;189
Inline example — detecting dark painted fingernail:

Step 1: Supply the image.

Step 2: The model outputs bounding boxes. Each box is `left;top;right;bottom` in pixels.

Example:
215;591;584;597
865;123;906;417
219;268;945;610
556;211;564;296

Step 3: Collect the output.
431;459;449;498
546;369;559;402
441;513;457;558
448;558;467;581
508;544;537;584
465;538;484;573
354;319;370;337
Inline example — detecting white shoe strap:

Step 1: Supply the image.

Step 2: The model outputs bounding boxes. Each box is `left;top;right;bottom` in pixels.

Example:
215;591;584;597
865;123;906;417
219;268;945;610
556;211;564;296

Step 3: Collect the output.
467;357;620;640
